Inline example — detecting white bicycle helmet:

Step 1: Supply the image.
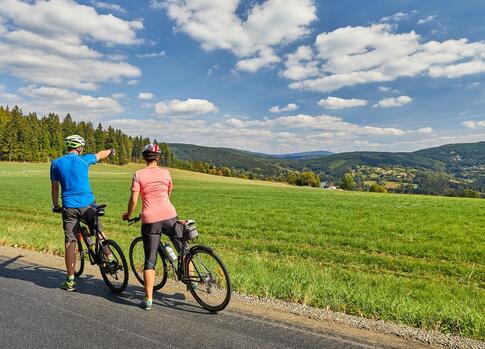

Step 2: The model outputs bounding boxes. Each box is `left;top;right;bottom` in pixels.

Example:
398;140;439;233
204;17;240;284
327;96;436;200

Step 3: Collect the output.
64;134;85;149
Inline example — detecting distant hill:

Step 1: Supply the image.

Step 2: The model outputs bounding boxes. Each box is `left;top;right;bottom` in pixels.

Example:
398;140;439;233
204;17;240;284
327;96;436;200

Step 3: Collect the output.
170;142;485;173
167;143;289;177
168;141;485;190
289;142;485;176
269;150;334;160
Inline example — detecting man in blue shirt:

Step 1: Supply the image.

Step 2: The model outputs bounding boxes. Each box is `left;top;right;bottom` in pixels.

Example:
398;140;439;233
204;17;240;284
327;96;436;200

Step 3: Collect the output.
51;134;115;291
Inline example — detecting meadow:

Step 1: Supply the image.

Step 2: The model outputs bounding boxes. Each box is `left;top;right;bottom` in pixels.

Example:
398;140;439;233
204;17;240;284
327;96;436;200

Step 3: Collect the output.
0;162;483;340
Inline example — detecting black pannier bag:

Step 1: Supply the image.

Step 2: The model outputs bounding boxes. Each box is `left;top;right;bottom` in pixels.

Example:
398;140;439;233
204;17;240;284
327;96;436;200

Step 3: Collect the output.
174;220;199;241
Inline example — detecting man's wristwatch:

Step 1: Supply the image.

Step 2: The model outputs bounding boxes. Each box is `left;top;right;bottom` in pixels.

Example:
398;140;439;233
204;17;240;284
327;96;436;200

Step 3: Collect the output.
52;205;62;213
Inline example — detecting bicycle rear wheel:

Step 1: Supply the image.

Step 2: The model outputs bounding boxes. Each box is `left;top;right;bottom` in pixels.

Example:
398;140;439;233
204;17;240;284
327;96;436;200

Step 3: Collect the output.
99;239;129;294
186;246;231;312
129;237;168;290
74;240;85;277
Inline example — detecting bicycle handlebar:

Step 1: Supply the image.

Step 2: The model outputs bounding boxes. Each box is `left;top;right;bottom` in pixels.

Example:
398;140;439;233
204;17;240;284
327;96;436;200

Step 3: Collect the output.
127;215;141;225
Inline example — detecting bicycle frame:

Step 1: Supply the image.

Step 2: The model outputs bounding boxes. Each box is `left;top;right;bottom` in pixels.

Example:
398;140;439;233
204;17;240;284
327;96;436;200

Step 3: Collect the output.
78;215;108;266
160;239;210;285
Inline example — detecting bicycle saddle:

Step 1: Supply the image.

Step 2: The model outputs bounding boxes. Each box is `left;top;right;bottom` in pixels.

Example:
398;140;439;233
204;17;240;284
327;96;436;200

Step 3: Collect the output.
93;204;107;216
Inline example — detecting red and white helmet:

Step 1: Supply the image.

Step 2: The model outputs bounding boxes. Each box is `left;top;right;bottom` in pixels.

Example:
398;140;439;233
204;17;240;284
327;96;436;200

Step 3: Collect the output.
142;143;161;159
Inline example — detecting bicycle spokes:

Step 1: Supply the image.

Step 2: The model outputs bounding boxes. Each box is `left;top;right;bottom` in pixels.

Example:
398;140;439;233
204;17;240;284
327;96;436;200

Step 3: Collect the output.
187;249;231;312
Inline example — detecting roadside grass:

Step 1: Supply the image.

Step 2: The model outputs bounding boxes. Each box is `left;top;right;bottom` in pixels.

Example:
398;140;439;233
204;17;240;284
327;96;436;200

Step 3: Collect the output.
0;162;483;339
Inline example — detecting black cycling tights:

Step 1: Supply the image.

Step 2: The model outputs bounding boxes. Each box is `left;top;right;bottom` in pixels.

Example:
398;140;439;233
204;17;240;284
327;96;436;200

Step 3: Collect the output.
141;217;182;270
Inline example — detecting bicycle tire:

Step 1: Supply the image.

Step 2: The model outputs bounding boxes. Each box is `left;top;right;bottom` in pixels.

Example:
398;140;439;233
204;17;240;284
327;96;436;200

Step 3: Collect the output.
99;239;129;294
186;245;231;312
129;237;168;291
74;240;85;277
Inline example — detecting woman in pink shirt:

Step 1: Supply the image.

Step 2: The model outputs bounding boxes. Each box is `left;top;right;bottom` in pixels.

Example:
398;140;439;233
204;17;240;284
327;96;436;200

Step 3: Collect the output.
122;143;180;310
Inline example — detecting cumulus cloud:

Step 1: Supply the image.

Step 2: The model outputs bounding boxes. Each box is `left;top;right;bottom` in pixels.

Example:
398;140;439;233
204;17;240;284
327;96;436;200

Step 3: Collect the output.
0;0;142;90
91;1;126;14
418;127;433;133
136;51;166;58
463;120;485;129
318;97;367;109
155;98;218;117
373;96;412;108
108;112;444;153
283;24;485;92
17;85;124;119
161;0;317;72
138;92;154;100
417;15;437;25
269;103;299;113
377;86;400;93
380;12;409;23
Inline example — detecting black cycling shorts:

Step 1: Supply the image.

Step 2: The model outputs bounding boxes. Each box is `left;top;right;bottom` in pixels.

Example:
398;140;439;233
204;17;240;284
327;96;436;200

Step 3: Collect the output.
141;216;182;270
62;206;103;243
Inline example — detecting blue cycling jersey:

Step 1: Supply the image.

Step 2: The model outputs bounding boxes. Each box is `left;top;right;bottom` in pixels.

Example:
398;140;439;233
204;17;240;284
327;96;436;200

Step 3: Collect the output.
50;153;97;208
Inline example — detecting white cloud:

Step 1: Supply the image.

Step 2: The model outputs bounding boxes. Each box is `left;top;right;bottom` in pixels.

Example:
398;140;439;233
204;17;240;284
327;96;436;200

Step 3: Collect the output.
284;24;485;92
150;0;164;9
0;85;21;104
418;127;433;133
463;120;485;129
318;97;367;109
207;64;219;76
0;0;142;90
127;79;139;85
380;12;409;22
269;103;299;113
417;15;437;25
467;82;480;89
138;92;154;100
0;0;142;45
108;112;445;154
155;98;218;117
373;96;412;108
91;1;126;14
161;0;317;72
17;85;124;119
377;86;400;93
111;92;126;99
136;51;166;58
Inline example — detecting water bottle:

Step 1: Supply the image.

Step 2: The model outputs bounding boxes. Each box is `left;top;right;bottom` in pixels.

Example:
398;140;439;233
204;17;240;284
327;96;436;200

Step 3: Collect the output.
164;243;177;262
80;226;94;247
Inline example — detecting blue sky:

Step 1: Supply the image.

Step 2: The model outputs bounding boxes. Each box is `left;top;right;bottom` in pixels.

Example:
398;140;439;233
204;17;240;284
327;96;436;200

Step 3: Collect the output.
0;0;484;153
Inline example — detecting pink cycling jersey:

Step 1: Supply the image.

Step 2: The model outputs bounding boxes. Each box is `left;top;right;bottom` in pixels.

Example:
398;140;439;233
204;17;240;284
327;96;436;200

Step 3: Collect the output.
131;167;177;224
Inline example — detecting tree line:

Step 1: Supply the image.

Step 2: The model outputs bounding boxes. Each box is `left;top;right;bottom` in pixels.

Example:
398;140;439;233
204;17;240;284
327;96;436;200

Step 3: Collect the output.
338;171;482;198
0;106;158;165
0;106;321;187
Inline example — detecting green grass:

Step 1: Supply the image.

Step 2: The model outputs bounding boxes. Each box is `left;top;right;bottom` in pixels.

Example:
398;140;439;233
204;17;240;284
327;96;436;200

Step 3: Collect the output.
0;162;484;339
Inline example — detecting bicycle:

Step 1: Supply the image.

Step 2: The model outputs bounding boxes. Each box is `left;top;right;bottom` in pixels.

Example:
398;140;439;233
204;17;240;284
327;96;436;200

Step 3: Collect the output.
55;204;129;294
127;216;231;312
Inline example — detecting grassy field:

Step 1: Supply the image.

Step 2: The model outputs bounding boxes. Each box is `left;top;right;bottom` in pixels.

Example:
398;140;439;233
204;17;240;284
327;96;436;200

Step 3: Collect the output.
0;162;484;340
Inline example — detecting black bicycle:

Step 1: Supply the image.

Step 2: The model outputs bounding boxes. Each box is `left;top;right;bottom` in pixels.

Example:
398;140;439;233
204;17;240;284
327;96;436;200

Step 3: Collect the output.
127;217;231;312
56;204;129;293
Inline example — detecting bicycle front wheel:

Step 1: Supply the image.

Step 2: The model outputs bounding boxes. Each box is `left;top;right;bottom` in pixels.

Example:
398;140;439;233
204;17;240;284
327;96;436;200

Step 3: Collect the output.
99;239;129;294
129;237;168;290
186;246;231;312
74;240;85;277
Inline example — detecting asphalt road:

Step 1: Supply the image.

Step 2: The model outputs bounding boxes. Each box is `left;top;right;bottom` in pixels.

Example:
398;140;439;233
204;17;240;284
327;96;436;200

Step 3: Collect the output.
0;254;399;349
